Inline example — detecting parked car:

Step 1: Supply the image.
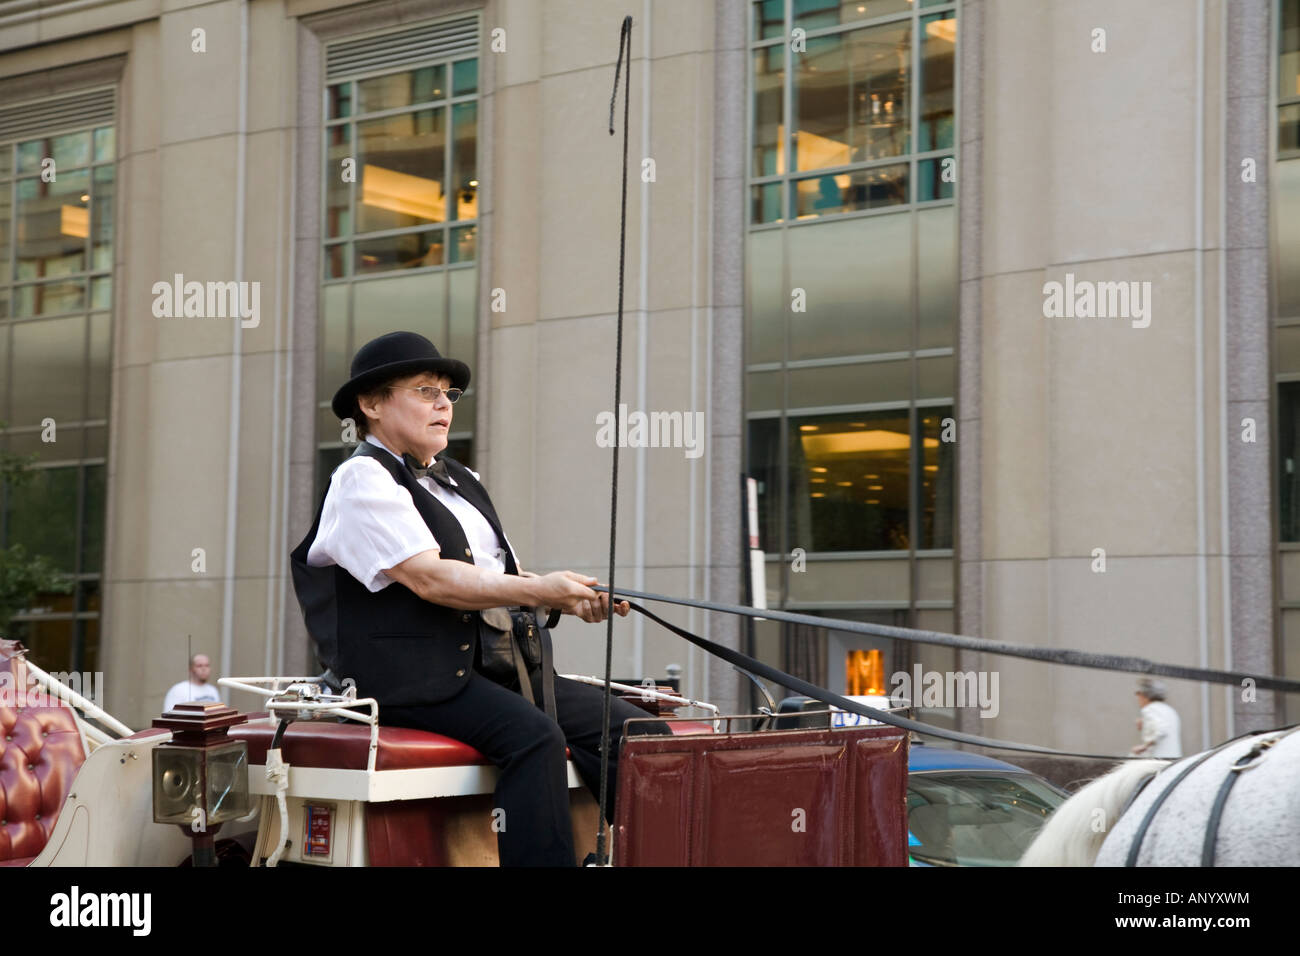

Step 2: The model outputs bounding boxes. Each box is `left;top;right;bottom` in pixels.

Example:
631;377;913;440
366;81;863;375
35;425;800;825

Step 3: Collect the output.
906;742;1068;867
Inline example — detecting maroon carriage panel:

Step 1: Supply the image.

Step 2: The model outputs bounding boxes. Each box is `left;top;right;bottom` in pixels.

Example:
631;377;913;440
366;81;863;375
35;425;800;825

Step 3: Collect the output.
614;724;908;866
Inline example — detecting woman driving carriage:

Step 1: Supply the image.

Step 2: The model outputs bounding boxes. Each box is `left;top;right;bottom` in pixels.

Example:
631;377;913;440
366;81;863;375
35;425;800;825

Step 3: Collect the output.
289;331;670;866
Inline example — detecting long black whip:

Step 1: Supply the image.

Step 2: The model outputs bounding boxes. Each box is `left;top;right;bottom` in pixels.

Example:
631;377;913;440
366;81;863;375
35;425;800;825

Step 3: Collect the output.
594;14;633;867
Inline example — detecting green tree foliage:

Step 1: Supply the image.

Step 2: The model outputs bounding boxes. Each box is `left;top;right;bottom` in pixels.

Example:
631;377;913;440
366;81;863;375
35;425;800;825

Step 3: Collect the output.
0;426;74;636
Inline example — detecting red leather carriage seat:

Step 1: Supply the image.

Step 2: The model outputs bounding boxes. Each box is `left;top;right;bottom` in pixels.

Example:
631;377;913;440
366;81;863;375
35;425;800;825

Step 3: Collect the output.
0;642;87;867
228;721;501;771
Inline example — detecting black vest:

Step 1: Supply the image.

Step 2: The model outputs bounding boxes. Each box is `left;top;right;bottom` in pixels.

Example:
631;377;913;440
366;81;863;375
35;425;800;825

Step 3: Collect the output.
289;441;519;707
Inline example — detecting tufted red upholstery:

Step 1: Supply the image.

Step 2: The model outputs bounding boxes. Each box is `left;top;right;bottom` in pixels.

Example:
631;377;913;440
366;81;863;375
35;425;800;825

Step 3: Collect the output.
0;641;87;865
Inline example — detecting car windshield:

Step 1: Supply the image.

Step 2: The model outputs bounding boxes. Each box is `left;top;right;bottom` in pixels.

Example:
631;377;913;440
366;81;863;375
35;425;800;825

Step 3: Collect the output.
907;771;1066;866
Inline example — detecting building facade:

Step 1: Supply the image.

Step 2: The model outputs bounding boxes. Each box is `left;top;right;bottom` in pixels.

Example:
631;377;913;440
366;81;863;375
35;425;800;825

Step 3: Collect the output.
0;0;1295;751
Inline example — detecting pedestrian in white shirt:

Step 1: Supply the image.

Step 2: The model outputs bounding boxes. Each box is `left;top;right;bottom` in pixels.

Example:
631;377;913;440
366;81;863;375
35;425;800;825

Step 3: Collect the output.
162;653;221;712
1130;677;1182;758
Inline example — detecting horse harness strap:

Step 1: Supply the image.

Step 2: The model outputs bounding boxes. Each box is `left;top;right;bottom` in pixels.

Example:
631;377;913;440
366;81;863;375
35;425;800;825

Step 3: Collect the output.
1124;726;1299;867
1117;769;1160;822
1200;726;1300;866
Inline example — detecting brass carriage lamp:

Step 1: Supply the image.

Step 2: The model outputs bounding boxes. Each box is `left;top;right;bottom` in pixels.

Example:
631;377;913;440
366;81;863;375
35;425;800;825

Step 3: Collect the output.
151;701;250;867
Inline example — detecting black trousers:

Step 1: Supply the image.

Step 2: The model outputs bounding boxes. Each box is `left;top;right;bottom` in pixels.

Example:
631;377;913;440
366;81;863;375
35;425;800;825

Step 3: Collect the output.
383;659;671;866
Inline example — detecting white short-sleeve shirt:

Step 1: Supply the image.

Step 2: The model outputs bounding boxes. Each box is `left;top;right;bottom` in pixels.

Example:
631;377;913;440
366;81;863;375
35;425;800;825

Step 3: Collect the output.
306;436;519;592
1138;700;1183;758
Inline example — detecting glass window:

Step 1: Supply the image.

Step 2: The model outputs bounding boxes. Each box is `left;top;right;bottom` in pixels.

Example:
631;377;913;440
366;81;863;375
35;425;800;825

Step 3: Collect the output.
919;13;956;152
453;59;478;96
753;46;784;177
786;210;912;359
10;315;87;427
450;102;478;222
358;66;446;113
317;21;481;491
357;108;446;233
747;229;784;363
16;171;90;279
919;407;953;549
1282;0;1299;108
793;0;913;35
326;124;352;239
5;465;79;571
918;205;957;347
748;417;783;553
753;0;784;41
0;120;113;675
792;163;908;217
790;409;911;551
1278;160;1300;321
794;23;912;171
1280;382;1300;542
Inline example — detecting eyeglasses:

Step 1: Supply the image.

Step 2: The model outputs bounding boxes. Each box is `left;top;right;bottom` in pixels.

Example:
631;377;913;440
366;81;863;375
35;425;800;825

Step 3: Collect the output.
391;385;463;404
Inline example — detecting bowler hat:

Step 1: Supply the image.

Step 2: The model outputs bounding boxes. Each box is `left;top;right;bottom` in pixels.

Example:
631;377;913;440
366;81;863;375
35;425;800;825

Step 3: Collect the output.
332;331;471;420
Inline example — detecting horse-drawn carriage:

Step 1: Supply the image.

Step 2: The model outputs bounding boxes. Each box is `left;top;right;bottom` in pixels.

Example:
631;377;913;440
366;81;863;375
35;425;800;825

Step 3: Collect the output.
0;638;910;867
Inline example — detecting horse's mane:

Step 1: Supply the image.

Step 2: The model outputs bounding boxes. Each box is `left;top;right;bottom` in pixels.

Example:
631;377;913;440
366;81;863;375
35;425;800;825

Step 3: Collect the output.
1019;759;1170;866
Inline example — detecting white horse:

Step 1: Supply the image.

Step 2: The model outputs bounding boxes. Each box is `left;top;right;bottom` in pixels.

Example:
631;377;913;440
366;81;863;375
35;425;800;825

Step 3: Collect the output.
1021;726;1300;866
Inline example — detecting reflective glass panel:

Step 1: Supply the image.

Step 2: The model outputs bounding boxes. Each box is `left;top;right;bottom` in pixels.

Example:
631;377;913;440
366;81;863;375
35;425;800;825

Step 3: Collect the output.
92;166;115;271
88;312;110;415
747;417;782;552
353;272;447;354
1278;160;1300;320
51;132;91;169
1282;104;1300;154
83;464;105;570
93;127;115;163
357;66;445;113
792;162;908;218
326;124;352;238
917;156;955;201
325;243;348;279
1282;0;1299;103
753;46;784;177
16;170;90;279
448;266;477;371
794;23;911;171
789;408;910;551
320;284;349;399
1280;381;1300;542
788;359;910;408
751;182;784;225
919;406;953;548
747;228;784;363
357;108;446;233
5;465;79;571
14;280;85;317
453;59;478;96
918;205;956;348
919;13;956;152
787;210;911;359
753;0;784;40
10;315;87;427
354;230;444;273
328;82;353;120
450;224;476;263
450;102;478;221
794;0;911;31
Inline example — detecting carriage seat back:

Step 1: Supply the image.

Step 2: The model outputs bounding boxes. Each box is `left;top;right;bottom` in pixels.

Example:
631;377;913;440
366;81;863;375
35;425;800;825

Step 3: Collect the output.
0;640;87;866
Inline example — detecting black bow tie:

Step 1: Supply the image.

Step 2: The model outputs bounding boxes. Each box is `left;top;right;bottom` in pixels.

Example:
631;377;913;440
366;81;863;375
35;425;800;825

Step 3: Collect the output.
403;453;454;488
